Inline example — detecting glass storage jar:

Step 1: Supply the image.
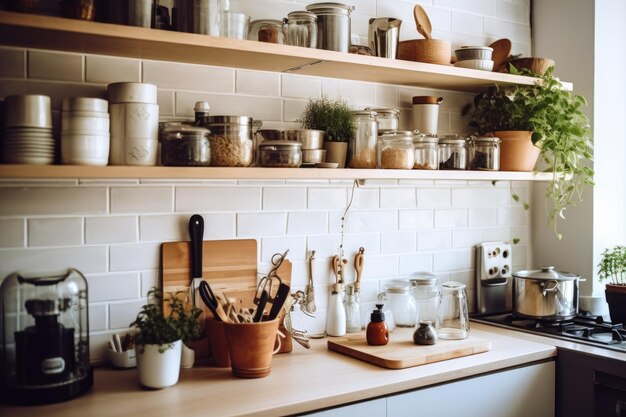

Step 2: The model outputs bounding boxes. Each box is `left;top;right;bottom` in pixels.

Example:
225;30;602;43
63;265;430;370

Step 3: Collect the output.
348;110;378;169
380;131;415;169
413;134;439;170
468;136;501;170
366;107;399;130
409;272;438;324
248;19;286;44
161;125;212;166
206;116;260;167
258;140;302;168
438;135;468;170
436;281;469;340
378;279;418;327
284;11;317;48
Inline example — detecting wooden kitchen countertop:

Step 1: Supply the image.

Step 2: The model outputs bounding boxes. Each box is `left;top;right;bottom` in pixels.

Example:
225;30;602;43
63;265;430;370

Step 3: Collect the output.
0;324;556;417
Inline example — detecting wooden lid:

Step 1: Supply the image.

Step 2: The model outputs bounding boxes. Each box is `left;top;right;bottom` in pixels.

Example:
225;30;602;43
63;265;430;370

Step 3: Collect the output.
412;96;439;105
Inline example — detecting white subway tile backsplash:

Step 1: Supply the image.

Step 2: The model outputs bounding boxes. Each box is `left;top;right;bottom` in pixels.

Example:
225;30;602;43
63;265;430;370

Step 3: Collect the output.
484;17;530;42
306;235;342;258
452;228;483;248
281;74;321;99
88;304;107;332
399;252;434;274
111;187;173;213
375;85;398;107
88;273;140;302
339;80;376;105
203;213;237;239
283;98;307;122
0;246;107;277
0;219;25;248
176;92;282;121
347;210;397;233
500;207;528;226
85;55;140;83
28;218;82;247
362;254;398;279
287;211;328;235
433;249;471;272
417;229;452;251
110;242;161;271
307;188;347;210
352;187;379;210
343;232;381;256
261;236;306;262
0;47;25;78
483;227;511;242
399;209;434;230
176;186;261;212
109;300;145;330
451;188;508;207
157;89;175;116
434;208;467;228
435;0;497;17
512;243;528;266
86;216;137;244
497;1;528;23
141;270;159;296
143;60;234;92
451;12;484;34
28;50;83;82
468;207;498;227
417;188;452;207
139;214;188;242
237;212;287;237
381;231;416;254
0;187;107;215
380;188;416;209
263;187;306;211
236;70;279;96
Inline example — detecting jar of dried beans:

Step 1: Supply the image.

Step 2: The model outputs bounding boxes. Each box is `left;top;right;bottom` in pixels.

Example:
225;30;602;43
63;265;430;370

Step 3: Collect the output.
413;134;438;170
206;116;261;167
348;110;378;169
438;135;467;170
380;131;415;169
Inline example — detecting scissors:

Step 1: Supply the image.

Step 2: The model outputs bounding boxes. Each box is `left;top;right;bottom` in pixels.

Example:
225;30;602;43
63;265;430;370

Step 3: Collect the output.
254;249;288;304
198;281;228;322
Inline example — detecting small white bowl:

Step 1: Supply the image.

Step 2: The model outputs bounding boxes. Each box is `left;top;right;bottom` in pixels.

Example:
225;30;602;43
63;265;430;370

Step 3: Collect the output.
455;46;493;61
454;59;494;71
62;114;110;133
5;94;52;128
62;97;109;113
61;133;110;165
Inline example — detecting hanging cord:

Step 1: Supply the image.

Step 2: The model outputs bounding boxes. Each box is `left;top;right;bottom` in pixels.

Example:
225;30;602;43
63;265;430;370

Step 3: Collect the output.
338;180;360;270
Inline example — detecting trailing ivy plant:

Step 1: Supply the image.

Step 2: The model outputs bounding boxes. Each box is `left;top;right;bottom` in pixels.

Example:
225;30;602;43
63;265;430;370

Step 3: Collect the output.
298;94;355;142
467;66;594;239
598;246;626;286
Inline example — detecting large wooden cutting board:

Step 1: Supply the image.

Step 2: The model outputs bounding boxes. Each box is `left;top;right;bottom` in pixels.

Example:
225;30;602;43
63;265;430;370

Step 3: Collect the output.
327;332;491;369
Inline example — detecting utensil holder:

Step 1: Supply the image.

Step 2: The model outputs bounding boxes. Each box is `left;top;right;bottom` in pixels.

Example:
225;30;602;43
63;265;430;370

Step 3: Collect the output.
206;318;231;368
223;317;281;378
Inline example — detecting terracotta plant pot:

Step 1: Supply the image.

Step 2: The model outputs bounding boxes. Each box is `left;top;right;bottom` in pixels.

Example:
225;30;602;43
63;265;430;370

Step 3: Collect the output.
323;141;348;168
223;318;281;378
493;130;540;172
605;284;626;325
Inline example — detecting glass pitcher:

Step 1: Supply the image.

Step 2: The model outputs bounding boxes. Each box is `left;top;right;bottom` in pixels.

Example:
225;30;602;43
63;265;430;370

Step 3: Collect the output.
435;281;469;339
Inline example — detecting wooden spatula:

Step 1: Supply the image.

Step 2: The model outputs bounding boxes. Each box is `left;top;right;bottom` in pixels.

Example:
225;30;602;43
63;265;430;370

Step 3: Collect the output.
413;5;433;39
489;38;512;72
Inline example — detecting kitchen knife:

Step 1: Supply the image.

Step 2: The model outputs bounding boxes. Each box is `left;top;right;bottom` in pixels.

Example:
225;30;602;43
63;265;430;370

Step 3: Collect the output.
189;214;204;308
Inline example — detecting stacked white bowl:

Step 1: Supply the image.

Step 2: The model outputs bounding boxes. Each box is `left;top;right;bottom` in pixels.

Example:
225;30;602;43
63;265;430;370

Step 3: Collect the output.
2;95;55;165
108;82;159;166
454;46;494;71
61;97;110;166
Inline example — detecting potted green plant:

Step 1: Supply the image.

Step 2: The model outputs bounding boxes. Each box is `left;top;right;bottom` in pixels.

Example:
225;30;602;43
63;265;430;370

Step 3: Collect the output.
299;94;354;168
598;245;626;325
467;66;594;238
130;288;201;389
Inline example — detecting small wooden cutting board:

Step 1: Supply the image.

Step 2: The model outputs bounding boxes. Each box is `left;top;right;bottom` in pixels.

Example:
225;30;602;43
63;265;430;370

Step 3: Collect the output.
327;332;491;369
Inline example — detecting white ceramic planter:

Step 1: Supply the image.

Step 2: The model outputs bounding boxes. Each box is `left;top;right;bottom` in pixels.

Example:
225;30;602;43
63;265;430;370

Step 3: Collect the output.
180;344;195;369
136;340;182;389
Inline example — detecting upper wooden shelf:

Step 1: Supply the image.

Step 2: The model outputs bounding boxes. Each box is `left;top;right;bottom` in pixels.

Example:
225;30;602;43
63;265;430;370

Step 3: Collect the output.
0;11;565;92
0;164;552;182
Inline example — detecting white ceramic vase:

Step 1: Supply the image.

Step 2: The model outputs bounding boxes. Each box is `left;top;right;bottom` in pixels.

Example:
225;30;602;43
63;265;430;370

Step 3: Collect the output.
136;340;182;389
180;344;195;369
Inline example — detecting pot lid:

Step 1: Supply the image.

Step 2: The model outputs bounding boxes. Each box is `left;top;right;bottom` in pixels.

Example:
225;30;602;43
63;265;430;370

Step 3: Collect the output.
513;266;579;281
306;2;355;15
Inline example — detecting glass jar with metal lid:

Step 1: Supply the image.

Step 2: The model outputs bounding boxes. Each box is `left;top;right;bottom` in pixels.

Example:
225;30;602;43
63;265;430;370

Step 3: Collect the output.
248;19;287;44
258;141;302;168
413;133;439;170
206;115;261;167
408;272;438;323
438;135;468;170
468;136;501;170
160;125;212;166
378;279;418;327
284;11;317;48
365;107;399;130
349;110;378;169
379;130;415;169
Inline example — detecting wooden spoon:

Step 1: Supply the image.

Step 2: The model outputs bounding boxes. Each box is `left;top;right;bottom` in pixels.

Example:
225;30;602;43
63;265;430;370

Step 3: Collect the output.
413;5;432;40
489;38;512;72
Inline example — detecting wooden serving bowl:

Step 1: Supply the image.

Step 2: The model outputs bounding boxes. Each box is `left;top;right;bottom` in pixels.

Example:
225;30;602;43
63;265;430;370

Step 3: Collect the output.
508;57;555;75
398;39;452;65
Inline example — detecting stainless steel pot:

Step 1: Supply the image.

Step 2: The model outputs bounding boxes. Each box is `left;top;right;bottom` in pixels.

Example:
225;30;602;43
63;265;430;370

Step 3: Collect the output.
513;266;580;320
306;2;354;52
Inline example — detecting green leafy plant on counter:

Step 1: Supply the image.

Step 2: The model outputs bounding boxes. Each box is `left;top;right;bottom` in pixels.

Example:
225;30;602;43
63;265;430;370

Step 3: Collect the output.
467;66;594;239
598;246;626;286
130;287;202;353
298;94;355;142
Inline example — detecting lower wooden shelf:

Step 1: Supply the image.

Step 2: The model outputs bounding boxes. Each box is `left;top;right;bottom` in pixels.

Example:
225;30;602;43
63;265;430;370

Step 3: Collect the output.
0;164;553;181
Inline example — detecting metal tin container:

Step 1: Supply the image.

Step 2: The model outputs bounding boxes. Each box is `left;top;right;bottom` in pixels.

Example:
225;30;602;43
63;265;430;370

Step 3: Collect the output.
468;136;500;170
160;125;211;166
438;135;467;170
206;115;260;167
282;129;325;149
513;266;580;321
259;141;302;168
306;2;354;52
285;11;318;48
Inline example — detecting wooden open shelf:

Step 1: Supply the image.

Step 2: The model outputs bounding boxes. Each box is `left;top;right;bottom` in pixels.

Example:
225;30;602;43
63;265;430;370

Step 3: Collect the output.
0;164;552;181
0;11;573;92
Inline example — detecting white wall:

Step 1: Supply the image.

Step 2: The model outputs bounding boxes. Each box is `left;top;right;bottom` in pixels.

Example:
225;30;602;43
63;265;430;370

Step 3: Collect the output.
0;0;534;363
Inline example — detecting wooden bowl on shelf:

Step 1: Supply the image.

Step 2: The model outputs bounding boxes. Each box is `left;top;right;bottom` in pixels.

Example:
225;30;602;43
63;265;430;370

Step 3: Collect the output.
398;39;451;65
508;57;555;75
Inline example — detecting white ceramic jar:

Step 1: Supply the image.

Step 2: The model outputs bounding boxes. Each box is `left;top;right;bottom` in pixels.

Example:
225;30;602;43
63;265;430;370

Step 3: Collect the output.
412;96;442;135
60;97;110;166
107;82;159;166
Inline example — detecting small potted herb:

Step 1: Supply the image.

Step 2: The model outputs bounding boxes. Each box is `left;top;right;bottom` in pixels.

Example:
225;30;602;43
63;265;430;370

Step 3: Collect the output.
466;66;593;239
598;246;626;325
130;288;201;389
299;95;354;168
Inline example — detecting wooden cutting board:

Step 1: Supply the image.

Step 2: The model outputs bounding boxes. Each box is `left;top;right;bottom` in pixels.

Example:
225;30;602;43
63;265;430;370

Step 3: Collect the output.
327;332;491;369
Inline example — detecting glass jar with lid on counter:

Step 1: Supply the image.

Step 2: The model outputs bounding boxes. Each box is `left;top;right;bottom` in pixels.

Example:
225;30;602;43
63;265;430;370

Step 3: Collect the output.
348;110;378;169
206;115;260;167
413;134;438;170
380;130;415;169
468;136;501;170
438;135;468;170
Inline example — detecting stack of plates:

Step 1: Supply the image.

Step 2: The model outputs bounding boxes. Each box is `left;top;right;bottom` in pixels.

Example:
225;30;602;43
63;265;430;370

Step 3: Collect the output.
2;95;55;165
61;97;110;166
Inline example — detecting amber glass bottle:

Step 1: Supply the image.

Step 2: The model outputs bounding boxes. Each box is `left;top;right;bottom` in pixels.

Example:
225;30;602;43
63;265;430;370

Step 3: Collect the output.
366;304;389;346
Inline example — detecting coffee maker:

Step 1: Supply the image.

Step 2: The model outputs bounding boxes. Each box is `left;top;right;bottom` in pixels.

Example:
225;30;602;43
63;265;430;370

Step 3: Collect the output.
474;242;513;315
0;268;93;405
